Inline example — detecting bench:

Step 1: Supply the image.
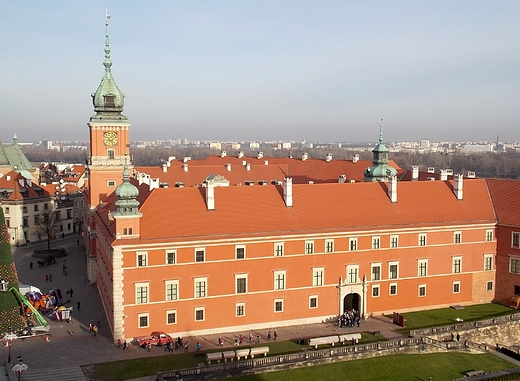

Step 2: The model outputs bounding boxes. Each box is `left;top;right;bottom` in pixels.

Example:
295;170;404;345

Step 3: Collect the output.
308;335;339;348
205;352;222;364
222;350;235;362
249;346;269;358
338;333;362;344
235;348;250;360
465;370;484;377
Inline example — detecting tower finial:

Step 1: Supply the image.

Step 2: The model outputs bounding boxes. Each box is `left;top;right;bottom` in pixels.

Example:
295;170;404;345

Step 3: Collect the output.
104;9;112;74
379;119;383;143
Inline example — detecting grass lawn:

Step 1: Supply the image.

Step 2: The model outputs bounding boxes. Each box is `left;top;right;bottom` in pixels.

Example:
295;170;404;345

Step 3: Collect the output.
230;353;515;381
391;303;519;333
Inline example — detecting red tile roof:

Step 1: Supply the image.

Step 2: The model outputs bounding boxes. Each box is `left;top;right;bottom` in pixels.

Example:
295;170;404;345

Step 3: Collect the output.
486;178;520;226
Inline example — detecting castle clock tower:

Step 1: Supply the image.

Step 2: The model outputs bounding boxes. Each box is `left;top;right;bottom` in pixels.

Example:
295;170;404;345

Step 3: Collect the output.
87;14;130;208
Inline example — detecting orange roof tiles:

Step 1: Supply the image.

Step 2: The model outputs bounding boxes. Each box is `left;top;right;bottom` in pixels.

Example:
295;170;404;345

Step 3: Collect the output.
486;178;520;226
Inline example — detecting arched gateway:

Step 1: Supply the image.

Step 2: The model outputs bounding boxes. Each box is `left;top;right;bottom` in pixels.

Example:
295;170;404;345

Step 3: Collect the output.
337;278;368;318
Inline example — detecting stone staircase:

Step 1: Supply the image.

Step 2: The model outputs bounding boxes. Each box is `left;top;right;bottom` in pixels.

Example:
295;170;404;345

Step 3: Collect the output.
10;365;87;381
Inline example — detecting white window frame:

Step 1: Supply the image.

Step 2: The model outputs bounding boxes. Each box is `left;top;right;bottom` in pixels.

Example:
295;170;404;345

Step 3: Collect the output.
309;295;318;309
510;257;520;274
389;283;398;296
418;259;428;277
235;274;248;294
274;271;286;290
305;240;314;254
274;298;284;312
165;280;179;301
135;282;149;304
371;263;381;281
194;307;205;322
486;229;493;242
235;245;246;259
372;284;380;297
166;250;176;265
166;310;177;325
418;284;426;297
453;281;461;294
136;251;148;267
372;236;380;250
486;281;493;291
194;277;208;298
138;313;149;328
346;265;359;283
274;242;284;257
349;238;358;251
484;254;493;271
195;248;205;263
452;256;462;274
389;261;399;280
236;303;245;317
418;233;427;247
512;232;520;248
454;231;462;244
390;235;399;248
107;180;116;187
312;268;324;287
325;239;334;253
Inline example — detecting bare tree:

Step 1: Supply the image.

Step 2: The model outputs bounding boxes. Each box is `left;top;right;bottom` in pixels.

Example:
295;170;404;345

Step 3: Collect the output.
33;210;61;252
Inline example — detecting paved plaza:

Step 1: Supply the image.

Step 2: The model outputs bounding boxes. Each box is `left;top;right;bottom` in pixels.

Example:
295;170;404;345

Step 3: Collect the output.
5;235;404;380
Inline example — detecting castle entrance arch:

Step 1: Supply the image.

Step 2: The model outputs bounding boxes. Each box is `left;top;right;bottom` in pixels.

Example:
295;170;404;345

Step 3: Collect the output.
337;279;367;319
343;293;361;312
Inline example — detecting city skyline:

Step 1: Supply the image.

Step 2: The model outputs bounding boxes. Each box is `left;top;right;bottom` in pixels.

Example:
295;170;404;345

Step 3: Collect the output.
1;1;519;143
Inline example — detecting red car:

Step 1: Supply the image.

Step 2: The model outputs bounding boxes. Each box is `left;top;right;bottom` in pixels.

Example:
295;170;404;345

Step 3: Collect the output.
135;331;172;348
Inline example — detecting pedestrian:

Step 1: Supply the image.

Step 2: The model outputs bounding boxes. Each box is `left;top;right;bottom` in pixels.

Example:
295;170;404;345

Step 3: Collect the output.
76;301;81;311
49;273;53;282
274;330;278;340
89;321;93;332
97;319;101;329
249;333;253;343
93;325;98;336
45;274;48;282
29;262;33;270
239;334;243;345
69;288;73;298
267;331;271;340
184;341;189;352
196;341;201;351
456;333;460;342
117;339;121;348
123;340;127;350
256;335;260;344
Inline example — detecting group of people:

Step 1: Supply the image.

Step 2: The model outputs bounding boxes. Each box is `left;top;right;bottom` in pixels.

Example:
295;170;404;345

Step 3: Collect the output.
338;308;360;328
89;320;100;336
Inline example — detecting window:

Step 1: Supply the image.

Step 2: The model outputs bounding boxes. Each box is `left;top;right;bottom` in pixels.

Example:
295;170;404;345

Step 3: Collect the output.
349;238;358;251
107;180;116;187
235;246;245;259
305;241;314;254
22;206;27;213
347;265;359;283
22;218;28;228
195;308;205;322
137;252;147;267
484;255;493;271
390;235;399;248
516;285;520;296
195;248;205;262
236;303;245;317
371;264;381;281
5;219;9;228
165;281;179;301
274;242;284;257
372;236;380;249
34;204;39;212
166;251;176;265
274;299;284;312
138;313;149;328
512;232;520;248
309;296;318;308
274;271;286;290
33;216;39;224
418;260;428;277
418;284;426;297
452;257;462;274
166;310;177;325
453;281;460;294
236;275;248;294
486;230;493;242
194;278;207;298
135;283;149;304
389;262;399;279
510;258;520;274
418;233;427;246
486;281;493;291
67;209;72;219
325;239;334;253
4;207;9;214
312;268;324;287
44;203;48;210
389;283;398;296
123;228;133;235
372;285;380;297
454;231;462;244
107;150;115;160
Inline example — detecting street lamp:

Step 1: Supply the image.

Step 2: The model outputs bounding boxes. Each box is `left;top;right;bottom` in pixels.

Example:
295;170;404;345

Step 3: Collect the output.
11;355;28;381
2;333;17;363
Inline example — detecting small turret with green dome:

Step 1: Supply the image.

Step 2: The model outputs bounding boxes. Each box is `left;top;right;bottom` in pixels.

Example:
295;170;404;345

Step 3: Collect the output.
112;158;141;216
363;119;398;182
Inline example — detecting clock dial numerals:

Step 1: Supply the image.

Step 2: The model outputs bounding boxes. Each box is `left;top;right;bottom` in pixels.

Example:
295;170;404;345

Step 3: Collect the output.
103;132;118;146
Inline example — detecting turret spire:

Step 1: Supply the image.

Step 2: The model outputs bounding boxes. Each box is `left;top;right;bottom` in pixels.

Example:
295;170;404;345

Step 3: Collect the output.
379;119;383;144
363;119;397;182
103;9;112;77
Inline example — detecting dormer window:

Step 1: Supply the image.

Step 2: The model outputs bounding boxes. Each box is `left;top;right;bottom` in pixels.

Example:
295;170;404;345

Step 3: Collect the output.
104;94;115;106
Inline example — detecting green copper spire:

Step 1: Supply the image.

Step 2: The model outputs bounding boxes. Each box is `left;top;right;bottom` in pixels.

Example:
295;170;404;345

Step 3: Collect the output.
363;119;398;182
90;10;128;123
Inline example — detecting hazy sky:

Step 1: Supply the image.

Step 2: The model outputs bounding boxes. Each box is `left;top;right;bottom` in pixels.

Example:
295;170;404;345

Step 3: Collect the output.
1;1;519;143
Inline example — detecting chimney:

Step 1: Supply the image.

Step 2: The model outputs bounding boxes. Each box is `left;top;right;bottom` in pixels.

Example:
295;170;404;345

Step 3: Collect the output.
338;174;346;183
238;151;244;159
226;163;231;171
352;154;359;163
388;176;397;203
220;151;227;158
264;160;269;165
183;157;191;163
454;174;463;200
206;182;215;210
183;164;188;172
302;153;308;162
257;151;263;159
162;164;167;173
167;156;175;167
283;177;293;207
245;163;251;171
440;169;448;181
411;166;419;181
326;153;332;162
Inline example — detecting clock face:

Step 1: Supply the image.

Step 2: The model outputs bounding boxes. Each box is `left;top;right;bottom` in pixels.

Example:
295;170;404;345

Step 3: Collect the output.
103;132;118;146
